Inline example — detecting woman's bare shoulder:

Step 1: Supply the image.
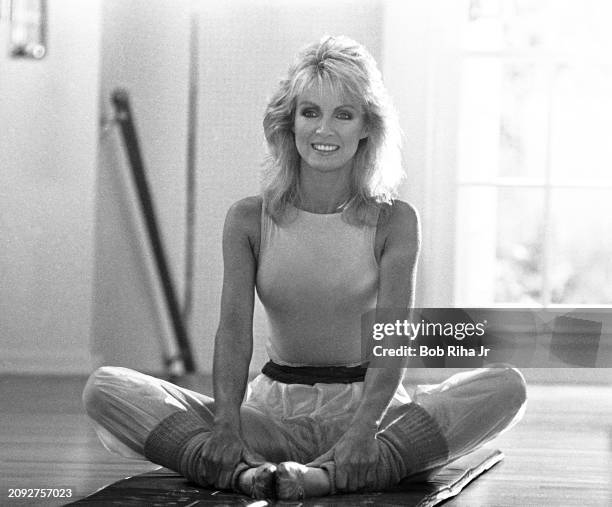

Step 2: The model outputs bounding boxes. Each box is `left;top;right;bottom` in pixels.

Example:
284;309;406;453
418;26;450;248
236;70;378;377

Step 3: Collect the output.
226;195;262;227
378;199;419;233
224;196;263;252
374;200;419;262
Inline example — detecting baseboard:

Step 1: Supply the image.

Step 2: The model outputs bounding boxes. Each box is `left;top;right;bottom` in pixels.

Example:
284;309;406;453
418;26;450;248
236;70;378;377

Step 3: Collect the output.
0;350;93;374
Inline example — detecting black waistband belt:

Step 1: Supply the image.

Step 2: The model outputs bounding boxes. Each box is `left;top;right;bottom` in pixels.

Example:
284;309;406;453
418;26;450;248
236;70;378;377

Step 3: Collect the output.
261;360;367;385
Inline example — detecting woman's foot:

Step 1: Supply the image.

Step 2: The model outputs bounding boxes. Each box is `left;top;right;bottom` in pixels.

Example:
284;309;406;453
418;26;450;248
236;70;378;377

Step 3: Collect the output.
276;462;331;500
237;463;277;499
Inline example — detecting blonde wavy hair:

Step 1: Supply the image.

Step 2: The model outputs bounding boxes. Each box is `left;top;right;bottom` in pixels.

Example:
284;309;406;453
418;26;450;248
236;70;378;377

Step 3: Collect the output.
261;35;404;226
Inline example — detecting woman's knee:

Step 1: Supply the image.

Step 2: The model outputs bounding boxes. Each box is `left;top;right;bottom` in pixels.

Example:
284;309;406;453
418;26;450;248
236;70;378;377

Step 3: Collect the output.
488;363;527;408
82;366;129;420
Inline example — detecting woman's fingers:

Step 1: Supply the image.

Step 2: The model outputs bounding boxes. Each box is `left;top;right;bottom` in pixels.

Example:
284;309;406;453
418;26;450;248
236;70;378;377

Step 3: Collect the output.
285;445;378;493
216;465;235;490
365;466;377;490
201;439;243;488
200;440;218;485
306;448;334;467
339;458;376;492
353;461;364;492
203;447;222;486
243;450;265;468
335;462;348;491
348;460;362;492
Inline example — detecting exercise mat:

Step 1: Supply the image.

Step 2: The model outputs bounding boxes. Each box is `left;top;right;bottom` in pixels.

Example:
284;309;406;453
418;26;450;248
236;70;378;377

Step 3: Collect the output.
69;447;503;506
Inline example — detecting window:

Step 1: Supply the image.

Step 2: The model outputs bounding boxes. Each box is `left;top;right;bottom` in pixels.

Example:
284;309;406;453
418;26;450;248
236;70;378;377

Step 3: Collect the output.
455;0;612;306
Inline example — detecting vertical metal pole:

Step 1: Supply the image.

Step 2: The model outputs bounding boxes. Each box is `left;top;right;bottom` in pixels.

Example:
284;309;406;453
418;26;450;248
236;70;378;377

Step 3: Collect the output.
111;89;196;373
183;9;199;323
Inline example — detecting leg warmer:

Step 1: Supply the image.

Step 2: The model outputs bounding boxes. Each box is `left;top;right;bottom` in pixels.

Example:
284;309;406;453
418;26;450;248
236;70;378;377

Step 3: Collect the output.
143;410;210;487
376;403;449;487
143;410;251;491
321;403;449;495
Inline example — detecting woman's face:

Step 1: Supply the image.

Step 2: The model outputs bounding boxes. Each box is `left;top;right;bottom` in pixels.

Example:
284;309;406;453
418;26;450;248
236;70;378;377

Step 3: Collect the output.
293;81;368;175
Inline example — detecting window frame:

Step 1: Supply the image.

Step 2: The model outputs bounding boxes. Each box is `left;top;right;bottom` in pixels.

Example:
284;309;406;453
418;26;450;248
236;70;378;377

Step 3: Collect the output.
454;46;612;307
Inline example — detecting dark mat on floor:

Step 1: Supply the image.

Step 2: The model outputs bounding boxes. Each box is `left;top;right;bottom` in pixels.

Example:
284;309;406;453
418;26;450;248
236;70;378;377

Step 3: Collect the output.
69;448;503;506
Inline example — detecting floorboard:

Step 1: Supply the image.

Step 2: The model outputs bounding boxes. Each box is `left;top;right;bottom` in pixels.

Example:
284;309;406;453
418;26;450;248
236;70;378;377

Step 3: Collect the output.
1;375;610;506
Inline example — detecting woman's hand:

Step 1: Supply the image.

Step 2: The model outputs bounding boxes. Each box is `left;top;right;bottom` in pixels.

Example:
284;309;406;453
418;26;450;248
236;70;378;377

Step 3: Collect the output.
200;421;263;489
308;423;380;492
207;198;263;489
307;200;420;493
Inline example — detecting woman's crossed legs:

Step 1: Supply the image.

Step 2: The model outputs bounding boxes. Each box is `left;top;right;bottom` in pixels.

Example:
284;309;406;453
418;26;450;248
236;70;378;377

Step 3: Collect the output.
82;366;295;497
82;365;526;499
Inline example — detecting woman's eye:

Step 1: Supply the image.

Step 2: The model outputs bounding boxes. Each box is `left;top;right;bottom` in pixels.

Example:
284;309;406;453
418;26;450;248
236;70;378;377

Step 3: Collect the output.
301;109;318;118
336;111;352;120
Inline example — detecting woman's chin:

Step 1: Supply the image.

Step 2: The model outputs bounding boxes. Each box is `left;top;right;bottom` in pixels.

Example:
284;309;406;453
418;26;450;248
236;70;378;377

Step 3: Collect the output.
303;160;351;174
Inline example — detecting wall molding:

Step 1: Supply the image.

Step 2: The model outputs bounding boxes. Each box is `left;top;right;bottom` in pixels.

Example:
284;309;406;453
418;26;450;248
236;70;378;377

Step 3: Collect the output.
1;350;93;375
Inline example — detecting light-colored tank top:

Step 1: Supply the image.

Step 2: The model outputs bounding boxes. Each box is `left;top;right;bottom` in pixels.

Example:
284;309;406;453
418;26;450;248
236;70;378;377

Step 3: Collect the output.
256;204;379;367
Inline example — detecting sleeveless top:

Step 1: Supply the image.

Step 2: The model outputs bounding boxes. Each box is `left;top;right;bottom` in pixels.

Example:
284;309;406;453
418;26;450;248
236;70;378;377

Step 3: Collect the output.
256;204;379;367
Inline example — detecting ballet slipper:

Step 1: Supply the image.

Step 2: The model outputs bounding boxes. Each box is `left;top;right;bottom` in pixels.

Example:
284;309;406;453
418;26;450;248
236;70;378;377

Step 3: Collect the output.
276;461;331;500
238;463;277;499
276;462;307;500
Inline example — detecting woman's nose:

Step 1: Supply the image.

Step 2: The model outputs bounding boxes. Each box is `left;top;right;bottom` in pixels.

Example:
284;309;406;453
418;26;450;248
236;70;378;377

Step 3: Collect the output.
315;116;332;135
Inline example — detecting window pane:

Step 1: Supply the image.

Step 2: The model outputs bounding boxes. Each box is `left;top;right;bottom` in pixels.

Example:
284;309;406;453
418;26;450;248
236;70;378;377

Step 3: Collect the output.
463;0;612;57
456;186;499;304
456;186;545;305
499;62;549;179
458;58;502;180
550;189;612;304
550;64;612;182
458;58;548;180
463;0;504;52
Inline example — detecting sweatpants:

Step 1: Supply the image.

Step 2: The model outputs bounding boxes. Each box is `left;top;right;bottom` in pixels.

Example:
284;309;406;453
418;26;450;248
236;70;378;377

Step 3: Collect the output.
82;365;526;493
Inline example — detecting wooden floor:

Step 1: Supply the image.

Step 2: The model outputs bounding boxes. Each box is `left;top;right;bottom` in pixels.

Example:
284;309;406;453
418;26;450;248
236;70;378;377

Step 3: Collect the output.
1;375;611;506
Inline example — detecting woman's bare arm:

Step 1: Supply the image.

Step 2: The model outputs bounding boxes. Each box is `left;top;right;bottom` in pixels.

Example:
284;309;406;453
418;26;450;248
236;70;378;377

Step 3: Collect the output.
350;201;420;431
201;196;262;488
308;201;420;493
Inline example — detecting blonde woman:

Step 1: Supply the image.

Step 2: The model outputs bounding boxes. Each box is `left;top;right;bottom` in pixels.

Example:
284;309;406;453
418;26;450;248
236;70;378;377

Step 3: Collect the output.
83;36;526;500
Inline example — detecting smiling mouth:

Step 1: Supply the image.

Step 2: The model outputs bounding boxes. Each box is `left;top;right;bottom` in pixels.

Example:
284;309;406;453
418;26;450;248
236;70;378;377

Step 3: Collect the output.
312;143;340;153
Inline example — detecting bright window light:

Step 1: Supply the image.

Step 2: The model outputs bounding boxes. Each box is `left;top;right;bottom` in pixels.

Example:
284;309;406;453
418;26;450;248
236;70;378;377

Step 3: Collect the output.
455;0;612;306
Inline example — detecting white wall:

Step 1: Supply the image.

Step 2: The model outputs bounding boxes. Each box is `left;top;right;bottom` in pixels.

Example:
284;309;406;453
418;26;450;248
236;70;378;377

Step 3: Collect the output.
0;0;101;374
383;0;467;308
192;0;384;375
4;1;605;383
0;0;385;376
382;0;612;385
90;0;191;373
